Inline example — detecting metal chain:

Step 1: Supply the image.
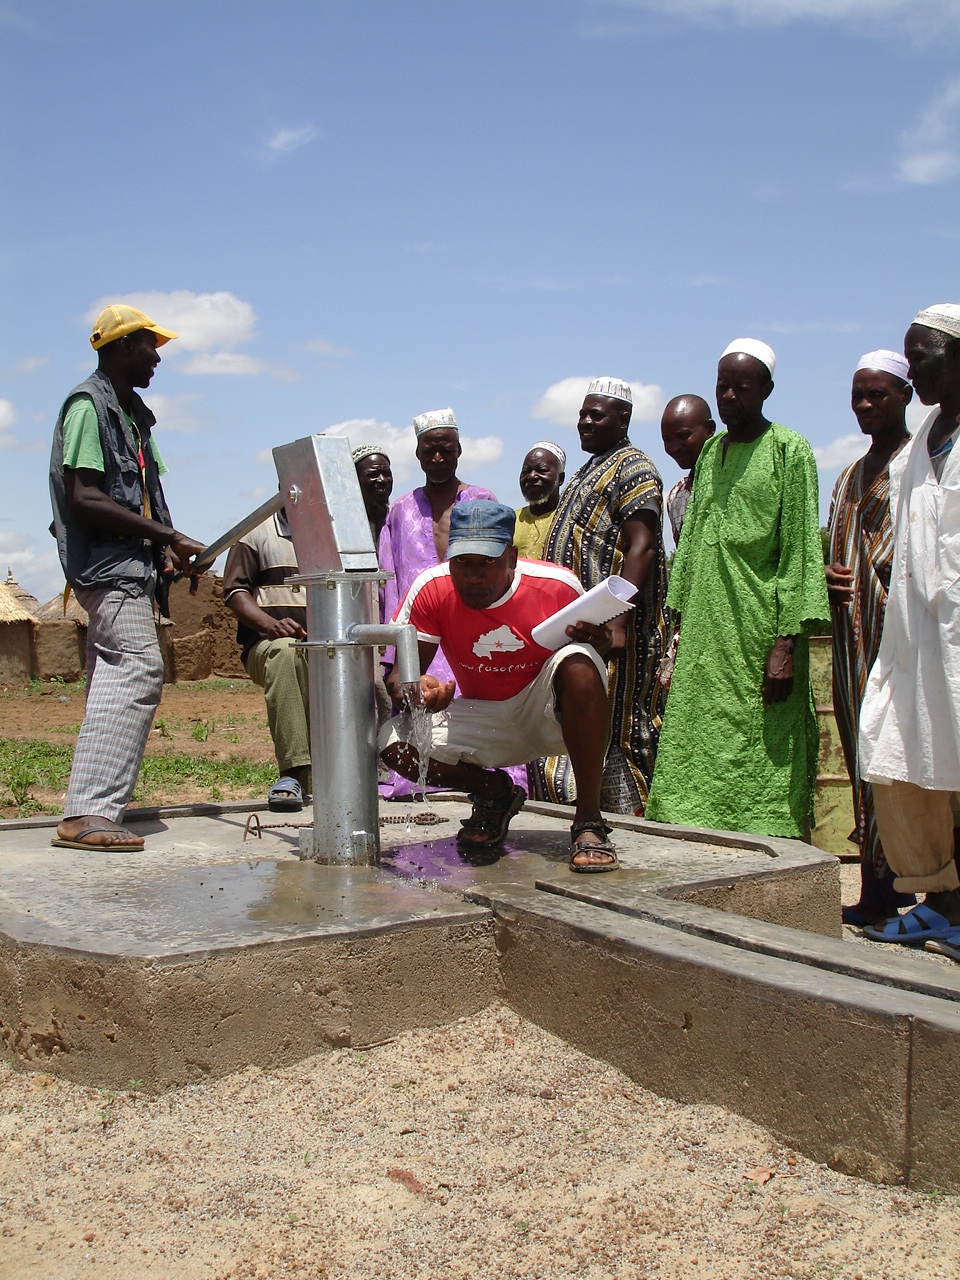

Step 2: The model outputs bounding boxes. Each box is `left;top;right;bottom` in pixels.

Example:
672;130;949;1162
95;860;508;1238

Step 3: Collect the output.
243;810;449;840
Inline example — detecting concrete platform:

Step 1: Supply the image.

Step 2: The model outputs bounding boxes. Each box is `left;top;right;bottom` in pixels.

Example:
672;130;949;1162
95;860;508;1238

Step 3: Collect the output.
1;796;959;1191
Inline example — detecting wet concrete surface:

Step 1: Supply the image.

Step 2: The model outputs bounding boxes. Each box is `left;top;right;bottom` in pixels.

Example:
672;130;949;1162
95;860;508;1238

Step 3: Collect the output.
0;797;835;959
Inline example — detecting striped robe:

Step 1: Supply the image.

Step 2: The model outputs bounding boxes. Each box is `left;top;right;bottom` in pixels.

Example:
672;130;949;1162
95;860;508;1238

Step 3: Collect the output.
533;441;670;814
828;455;900;875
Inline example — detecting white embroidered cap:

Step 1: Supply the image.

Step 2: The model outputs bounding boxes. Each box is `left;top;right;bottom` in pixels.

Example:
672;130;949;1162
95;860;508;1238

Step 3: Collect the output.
586;377;632;404
413;407;458;437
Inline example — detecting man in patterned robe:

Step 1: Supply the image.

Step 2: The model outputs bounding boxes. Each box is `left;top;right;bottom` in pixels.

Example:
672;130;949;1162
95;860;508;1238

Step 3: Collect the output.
646;340;829;838
536;377;670;815
826;351;913;925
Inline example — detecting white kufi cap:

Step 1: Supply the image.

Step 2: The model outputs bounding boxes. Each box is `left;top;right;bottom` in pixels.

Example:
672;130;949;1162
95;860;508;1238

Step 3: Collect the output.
720;338;776;378
913;304;960;341
413;407;458;437
527;440;566;470
855;350;910;381
586;377;632;404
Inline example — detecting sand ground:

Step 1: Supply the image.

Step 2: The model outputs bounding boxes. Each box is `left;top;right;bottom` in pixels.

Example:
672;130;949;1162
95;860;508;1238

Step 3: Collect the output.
3;682;959;1276
2;1003;959;1280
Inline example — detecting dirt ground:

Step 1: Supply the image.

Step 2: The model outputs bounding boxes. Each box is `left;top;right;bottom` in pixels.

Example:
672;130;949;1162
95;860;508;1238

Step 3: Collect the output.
0;678;271;758
3;680;958;1275
0;679;275;816
2;1004;958;1280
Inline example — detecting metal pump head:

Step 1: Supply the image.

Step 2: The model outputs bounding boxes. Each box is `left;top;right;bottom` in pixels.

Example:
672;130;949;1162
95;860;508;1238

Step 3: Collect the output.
272;435;379;572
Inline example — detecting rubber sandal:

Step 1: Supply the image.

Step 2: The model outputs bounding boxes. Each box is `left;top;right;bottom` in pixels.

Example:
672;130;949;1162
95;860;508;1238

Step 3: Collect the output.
569;819;619;874
863;903;958;944
268;776;303;813
51;817;144;852
925;930;960;962
456;779;526;850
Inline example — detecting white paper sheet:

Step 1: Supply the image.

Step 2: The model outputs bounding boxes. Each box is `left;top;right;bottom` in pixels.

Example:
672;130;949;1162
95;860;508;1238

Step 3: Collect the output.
531;575;635;651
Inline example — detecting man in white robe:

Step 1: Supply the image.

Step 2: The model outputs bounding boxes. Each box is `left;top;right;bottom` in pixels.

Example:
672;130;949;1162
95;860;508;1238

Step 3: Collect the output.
859;303;960;943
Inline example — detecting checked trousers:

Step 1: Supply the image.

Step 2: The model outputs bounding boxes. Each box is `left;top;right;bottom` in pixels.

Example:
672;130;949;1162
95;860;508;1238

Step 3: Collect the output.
64;586;164;823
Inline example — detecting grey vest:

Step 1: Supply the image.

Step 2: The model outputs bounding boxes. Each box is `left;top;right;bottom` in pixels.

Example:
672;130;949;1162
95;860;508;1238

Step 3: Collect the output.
49;371;171;591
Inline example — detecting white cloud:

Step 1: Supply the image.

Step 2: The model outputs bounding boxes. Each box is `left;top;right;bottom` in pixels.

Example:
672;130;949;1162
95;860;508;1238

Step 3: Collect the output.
532;376;664;428
813;433;868;471
0;398;16;446
84;291;303;381
320;418;503;484
181;352;265;377
86;290;256;352
10;354;49;375
145;392;204;433
303;337;353;359
322;419;418;484
600;0;957;28
899;79;960;185
460;435;504;469
0;530;64;605
266;125;317;155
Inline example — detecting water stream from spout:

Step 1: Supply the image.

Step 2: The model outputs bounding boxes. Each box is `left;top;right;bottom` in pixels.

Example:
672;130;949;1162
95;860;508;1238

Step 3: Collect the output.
408;702;434;807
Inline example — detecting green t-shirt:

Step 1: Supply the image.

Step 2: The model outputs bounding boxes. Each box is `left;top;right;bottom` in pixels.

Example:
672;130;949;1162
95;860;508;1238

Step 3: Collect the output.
61;394;167;475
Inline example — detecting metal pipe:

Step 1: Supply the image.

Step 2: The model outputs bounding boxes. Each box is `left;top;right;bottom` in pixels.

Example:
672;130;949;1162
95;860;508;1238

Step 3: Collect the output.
192;492;284;574
346;622;419;686
296;571;384;866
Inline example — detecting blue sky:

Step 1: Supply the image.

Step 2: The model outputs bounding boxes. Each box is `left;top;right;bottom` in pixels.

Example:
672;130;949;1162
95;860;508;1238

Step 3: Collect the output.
2;0;959;601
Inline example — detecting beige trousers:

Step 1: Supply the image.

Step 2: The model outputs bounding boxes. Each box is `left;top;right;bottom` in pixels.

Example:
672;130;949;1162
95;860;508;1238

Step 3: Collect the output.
871;780;960;894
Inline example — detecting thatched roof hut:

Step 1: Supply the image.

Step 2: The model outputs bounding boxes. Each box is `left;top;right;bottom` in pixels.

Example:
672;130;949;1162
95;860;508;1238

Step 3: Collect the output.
0;581;35;684
36;590;89;626
4;568;39;617
0;581;34;625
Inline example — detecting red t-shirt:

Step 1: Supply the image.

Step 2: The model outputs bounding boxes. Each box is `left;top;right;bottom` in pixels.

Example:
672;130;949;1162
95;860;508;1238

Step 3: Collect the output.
393;560;584;701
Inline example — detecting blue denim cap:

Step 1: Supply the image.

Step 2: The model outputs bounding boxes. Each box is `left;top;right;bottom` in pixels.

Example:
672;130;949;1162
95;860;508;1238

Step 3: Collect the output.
446;500;517;559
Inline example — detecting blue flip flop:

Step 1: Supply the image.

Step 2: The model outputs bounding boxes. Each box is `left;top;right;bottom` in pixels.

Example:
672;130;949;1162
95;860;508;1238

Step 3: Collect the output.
268;776;303;813
863;903;958;944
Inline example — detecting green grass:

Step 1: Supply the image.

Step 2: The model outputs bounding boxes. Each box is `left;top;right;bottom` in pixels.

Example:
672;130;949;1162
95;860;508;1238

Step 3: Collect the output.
133;752;274;804
0;737;274;815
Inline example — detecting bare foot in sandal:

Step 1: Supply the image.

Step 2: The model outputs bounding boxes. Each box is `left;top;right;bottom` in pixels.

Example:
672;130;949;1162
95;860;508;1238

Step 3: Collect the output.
53;816;145;852
570;817;619;873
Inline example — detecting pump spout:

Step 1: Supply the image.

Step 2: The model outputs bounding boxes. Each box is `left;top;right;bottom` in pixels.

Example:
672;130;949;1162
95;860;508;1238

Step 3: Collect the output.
346;621;420;687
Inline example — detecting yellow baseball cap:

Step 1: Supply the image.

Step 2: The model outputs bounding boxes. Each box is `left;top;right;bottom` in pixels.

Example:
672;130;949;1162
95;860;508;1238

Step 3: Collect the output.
89;304;178;351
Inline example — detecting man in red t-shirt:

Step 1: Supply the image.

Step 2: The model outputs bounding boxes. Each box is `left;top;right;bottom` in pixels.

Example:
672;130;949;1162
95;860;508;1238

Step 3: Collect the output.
380;500;619;871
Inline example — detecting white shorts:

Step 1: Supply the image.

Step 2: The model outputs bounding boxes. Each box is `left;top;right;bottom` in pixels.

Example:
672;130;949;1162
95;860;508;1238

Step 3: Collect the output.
377;643;607;769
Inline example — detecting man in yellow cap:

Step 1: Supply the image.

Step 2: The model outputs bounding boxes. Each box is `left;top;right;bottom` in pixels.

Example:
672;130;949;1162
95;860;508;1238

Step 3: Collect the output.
49;304;204;851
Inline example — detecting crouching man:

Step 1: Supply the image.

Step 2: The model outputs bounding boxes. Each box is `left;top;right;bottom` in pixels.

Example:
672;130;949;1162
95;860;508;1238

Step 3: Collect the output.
379;500;619;871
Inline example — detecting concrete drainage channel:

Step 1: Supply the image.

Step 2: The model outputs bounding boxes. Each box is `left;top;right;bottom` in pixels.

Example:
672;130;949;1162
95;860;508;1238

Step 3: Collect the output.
0;796;958;1193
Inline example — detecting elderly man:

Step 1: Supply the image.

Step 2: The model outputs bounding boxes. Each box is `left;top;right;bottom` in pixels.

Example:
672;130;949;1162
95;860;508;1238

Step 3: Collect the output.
380;500;619;870
352;444;393;545
352;443;394;728
378;408;498;798
537;377;669;815
514;441;565;559
646;340;829;838
49;304;203;850
826;351;914;926
860;305;960;945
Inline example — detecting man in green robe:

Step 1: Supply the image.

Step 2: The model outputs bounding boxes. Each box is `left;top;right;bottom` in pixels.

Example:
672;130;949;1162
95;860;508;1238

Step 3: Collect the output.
646;339;829;839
